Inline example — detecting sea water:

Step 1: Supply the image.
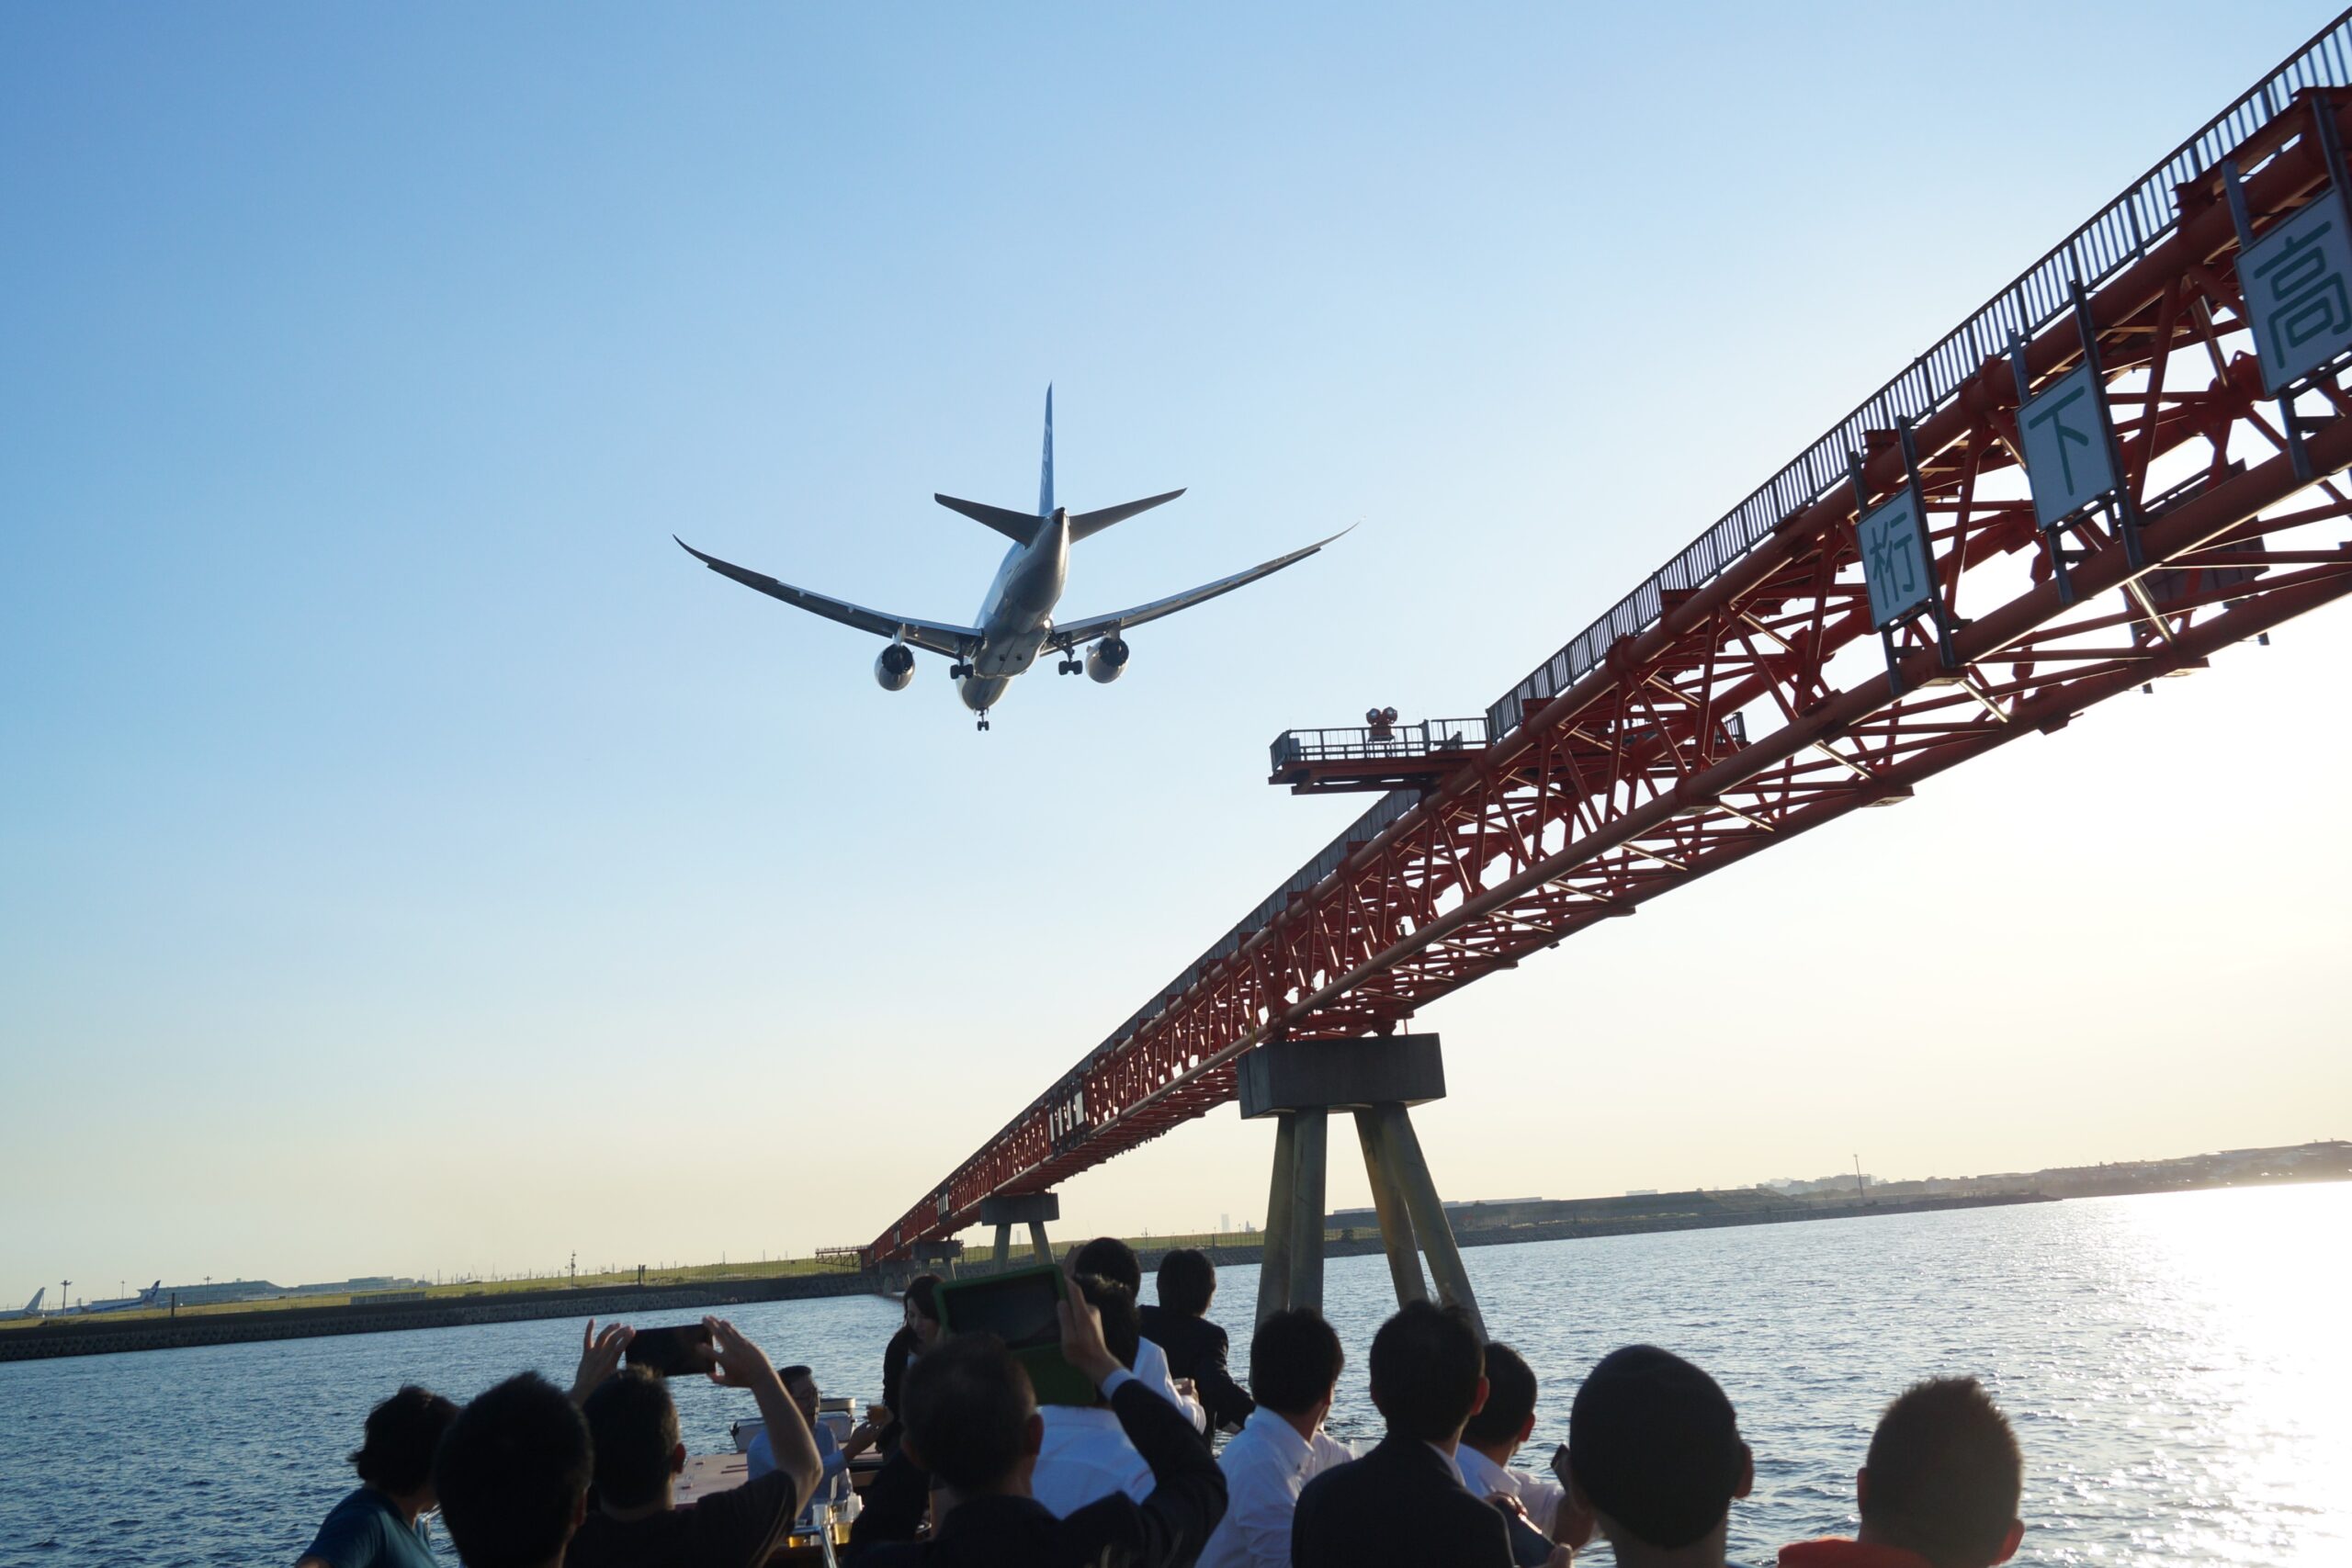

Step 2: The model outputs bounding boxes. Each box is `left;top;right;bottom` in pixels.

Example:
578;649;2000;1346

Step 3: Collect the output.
2;1184;2344;1566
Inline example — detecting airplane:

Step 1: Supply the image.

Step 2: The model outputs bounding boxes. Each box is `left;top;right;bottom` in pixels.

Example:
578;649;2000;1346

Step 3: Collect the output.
675;388;1345;729
0;1288;44;1321
81;1280;163;1314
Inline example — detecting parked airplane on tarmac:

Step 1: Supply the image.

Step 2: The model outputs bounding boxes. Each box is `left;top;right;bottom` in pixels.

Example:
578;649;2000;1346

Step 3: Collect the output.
78;1280;164;1314
676;389;1345;729
0;1288;44;1320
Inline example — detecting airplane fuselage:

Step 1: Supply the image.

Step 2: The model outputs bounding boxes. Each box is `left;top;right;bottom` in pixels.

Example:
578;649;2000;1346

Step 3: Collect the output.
957;505;1070;712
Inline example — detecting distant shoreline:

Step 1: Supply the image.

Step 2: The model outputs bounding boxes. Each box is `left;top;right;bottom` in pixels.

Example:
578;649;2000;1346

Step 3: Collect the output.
8;1174;2340;1366
0;1188;2048;1366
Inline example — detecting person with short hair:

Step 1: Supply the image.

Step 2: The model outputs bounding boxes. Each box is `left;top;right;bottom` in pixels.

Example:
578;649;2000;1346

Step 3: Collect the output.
434;1373;595;1568
1456;1343;1595;1554
1070;1236;1211;1431
1194;1308;1350;1568
563;1316;823;1568
747;1363;886;1527
1567;1345;1753;1568
845;1270;1227;1566
1290;1301;1514;1568
1779;1376;2024;1568
1030;1274;1156;1515
296;1384;460;1568
1139;1247;1255;1432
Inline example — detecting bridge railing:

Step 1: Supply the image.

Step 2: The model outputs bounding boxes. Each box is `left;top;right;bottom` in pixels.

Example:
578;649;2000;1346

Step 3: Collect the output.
1485;10;2352;741
1270;716;1489;771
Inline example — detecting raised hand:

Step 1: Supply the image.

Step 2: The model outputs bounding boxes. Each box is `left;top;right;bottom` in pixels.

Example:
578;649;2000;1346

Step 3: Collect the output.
703;1315;775;1389
1057;1264;1124;1388
570;1318;633;1405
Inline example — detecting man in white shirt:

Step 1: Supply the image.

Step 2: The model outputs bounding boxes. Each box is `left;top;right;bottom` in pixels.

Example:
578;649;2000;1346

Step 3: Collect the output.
1032;1274;1158;1517
1071;1236;1208;1432
1453;1341;1594;1554
1196;1308;1351;1568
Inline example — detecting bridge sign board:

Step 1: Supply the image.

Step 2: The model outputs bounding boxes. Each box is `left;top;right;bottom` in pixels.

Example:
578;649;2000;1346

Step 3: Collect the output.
1855;489;1935;629
2239;191;2352;396
2018;363;2120;529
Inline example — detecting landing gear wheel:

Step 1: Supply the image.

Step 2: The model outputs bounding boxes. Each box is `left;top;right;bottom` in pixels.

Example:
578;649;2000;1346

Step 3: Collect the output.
950;662;973;680
976;710;991;732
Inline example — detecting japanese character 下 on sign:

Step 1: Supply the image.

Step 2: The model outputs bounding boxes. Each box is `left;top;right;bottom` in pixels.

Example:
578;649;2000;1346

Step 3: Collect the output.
2240;192;2352;395
2018;363;2119;528
1856;491;1934;629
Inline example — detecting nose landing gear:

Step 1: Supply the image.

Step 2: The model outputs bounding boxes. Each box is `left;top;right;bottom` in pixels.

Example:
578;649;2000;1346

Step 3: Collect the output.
976;710;991;732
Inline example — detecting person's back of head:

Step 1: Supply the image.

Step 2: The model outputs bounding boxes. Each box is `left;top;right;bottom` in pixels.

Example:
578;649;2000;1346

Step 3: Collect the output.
1569;1346;1750;1556
1071;1235;1142;1296
905;1272;944;1325
1860;1377;2024;1568
1367;1300;1485;1443
1461;1342;1538;1453
1155;1247;1216;1317
582;1367;682;1510
902;1331;1039;1494
1072;1272;1142;1371
435;1373;593;1568
350;1384;459;1499
1249;1307;1344;1418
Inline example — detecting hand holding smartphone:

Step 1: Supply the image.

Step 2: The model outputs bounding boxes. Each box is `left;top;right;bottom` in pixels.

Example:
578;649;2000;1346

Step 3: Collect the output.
624;1322;715;1378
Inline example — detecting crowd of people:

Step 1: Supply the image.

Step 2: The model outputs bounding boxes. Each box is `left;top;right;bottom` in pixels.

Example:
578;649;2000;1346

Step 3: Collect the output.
294;1240;2027;1568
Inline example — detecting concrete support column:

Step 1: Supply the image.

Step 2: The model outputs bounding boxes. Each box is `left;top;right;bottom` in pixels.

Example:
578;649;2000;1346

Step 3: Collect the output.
1353;1107;1428;1306
1256;1112;1299;1325
1286;1107;1329;1313
1366;1101;1485;1340
978;1193;1059;1271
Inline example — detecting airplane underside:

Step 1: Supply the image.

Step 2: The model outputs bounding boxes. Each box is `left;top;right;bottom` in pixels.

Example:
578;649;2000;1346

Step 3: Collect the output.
675;387;1342;734
956;672;1011;713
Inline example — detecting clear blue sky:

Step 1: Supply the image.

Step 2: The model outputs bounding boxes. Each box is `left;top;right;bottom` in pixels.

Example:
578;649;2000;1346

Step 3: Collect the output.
5;3;2346;1303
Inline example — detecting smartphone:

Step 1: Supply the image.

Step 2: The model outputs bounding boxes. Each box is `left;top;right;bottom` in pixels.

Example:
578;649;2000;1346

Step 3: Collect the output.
625;1323;713;1378
933;1267;1095;1406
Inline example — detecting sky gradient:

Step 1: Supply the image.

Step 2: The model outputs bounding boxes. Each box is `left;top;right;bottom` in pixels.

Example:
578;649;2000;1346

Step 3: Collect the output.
4;3;2348;1303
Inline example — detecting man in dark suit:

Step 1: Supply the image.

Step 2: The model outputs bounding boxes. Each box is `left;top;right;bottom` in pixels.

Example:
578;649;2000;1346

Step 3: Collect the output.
1289;1301;1514;1568
846;1273;1227;1567
1138;1248;1255;1432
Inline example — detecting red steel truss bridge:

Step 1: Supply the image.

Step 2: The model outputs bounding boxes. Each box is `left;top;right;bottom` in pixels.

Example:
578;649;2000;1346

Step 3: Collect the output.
868;16;2352;1262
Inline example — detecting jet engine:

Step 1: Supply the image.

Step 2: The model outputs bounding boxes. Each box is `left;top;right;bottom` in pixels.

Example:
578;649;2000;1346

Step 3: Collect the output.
1086;636;1130;683
874;643;917;692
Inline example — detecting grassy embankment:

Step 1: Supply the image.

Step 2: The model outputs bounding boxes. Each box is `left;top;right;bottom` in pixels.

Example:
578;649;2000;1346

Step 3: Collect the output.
0;1230;1266;1331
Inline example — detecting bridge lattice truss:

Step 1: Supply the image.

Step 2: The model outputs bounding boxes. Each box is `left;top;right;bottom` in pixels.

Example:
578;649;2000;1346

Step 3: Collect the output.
871;20;2352;1262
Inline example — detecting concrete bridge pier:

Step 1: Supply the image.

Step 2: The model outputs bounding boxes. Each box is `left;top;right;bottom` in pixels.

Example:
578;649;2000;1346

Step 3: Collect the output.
1241;1033;1483;1339
978;1191;1059;1269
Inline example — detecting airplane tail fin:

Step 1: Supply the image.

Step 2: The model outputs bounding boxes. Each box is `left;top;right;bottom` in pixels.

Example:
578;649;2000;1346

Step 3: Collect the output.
24;1288;42;1313
1069;488;1186;542
1039;384;1055;516
934;493;1044;545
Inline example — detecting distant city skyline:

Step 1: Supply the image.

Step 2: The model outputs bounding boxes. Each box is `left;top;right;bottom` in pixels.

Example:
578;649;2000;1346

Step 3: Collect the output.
6;3;2348;1304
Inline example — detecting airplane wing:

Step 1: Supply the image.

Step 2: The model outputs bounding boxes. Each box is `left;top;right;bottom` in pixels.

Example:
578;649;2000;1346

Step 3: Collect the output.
674;536;981;659
1053;526;1351;645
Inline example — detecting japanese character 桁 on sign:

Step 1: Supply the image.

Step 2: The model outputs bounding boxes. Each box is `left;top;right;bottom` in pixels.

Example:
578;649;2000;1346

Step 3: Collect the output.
1856;491;1935;629
2240;193;2352;395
